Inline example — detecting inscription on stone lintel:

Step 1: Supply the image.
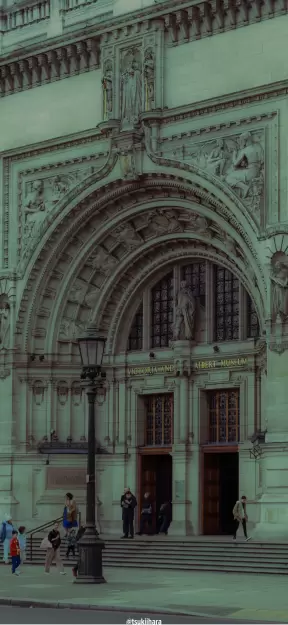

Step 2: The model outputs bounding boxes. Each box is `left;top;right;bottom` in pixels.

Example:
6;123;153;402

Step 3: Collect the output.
194;358;248;370
46;467;86;489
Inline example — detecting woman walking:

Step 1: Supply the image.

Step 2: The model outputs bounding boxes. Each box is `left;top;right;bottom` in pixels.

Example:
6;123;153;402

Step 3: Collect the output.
18;526;27;571
44;522;66;575
63;493;78;535
0;514;15;564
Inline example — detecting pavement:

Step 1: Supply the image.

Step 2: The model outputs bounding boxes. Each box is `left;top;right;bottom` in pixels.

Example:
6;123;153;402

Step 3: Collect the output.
0;607;266;625
0;564;287;623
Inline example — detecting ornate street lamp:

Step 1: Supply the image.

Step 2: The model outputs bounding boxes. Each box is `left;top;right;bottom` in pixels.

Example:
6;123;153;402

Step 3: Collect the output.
76;326;107;584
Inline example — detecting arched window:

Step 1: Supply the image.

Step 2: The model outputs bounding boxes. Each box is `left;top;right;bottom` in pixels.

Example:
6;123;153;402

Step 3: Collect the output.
128;303;143;351
151;272;174;348
181;262;206;306
214;266;239;341
247;295;259;338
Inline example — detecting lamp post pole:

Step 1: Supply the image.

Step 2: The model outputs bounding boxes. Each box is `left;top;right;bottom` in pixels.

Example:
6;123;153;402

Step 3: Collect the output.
75;328;106;585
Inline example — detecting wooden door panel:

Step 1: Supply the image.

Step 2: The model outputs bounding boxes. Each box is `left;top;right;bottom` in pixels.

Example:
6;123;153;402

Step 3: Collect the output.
140;462;157;534
203;454;220;535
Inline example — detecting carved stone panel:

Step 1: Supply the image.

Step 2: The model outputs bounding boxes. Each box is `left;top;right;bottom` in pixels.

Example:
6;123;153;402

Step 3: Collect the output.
46;467;86;490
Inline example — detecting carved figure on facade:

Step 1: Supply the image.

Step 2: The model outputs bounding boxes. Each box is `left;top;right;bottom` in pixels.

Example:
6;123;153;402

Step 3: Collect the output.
143;48;155;112
225;132;264;199
59;319;87;340
174;280;196;340
114;222;142;251
0;295;10;350
270;252;288;321
102;59;113;120
57;382;69;406
186;214;211;237
87;247;117;276
146;209;183;236
118;148;137;180
33;380;46;406
166;130;264;218
121;49;142;124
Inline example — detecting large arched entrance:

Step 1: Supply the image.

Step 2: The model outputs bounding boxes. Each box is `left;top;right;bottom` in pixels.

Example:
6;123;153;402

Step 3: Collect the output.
13;166;266;535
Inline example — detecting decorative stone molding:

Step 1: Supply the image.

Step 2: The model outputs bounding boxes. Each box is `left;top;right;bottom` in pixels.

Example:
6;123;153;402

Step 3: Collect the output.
0;0;287;98
0;368;10;380
0;36;99;98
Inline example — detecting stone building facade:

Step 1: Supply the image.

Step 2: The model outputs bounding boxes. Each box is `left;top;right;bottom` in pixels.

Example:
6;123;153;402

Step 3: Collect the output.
1;0;288;539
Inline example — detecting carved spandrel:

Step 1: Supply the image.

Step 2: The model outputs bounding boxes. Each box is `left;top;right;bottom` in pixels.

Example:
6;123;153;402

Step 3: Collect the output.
163;129;265;221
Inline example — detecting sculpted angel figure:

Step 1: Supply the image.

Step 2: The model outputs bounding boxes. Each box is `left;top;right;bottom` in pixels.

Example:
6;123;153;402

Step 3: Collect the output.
174;280;196;340
271;255;288;320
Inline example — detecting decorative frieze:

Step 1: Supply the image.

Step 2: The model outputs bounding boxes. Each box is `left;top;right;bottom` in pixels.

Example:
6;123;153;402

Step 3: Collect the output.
0;36;99;97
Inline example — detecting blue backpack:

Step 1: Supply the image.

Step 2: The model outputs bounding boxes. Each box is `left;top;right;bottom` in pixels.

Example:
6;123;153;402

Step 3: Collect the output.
0;523;6;543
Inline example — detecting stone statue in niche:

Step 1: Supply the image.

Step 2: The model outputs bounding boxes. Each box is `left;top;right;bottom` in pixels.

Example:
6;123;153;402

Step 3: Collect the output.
114;222;142;251
102;60;113;119
143;48;155;112
121;49;142;124
174;281;196;341
0;295;10;350
270;252;288;321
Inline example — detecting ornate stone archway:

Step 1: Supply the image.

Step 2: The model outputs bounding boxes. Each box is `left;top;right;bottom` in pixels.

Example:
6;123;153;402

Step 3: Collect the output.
15;164;266;356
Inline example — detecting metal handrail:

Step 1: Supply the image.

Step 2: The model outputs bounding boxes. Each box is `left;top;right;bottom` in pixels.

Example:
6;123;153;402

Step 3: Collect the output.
28;512;82;561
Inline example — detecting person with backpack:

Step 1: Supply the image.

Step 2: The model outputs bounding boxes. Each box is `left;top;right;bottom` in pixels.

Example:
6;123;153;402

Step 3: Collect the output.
0;514;16;564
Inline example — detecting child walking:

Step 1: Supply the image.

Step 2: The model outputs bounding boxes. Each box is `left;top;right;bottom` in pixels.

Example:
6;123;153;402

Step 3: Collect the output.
10;530;20;575
18;526;27;570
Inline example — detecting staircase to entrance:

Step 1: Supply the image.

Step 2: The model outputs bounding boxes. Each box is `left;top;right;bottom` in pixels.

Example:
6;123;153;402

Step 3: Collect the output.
1;518;288;575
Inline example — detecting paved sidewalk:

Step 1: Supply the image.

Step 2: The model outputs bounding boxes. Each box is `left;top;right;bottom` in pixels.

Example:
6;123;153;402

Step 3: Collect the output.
0;565;287;622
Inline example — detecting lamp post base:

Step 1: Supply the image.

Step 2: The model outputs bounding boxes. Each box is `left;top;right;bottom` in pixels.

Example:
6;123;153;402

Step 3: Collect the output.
74;527;106;584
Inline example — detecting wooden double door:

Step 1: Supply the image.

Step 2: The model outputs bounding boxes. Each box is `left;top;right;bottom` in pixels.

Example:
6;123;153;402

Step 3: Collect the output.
203;451;239;535
139;453;172;534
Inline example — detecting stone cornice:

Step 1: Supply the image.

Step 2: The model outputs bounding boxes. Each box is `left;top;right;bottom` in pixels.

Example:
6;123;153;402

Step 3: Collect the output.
0;0;287;97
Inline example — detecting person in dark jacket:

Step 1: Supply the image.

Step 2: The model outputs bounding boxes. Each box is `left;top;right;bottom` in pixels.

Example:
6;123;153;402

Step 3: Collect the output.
159;501;172;535
72;525;86;577
137;492;153;535
120;487;137;539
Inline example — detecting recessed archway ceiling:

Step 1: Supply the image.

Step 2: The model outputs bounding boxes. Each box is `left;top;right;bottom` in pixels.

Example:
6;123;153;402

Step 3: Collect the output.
16;173;266;355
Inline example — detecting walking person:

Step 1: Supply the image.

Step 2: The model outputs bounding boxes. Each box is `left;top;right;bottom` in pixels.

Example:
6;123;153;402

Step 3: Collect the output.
44;522;66;575
63;492;78;535
137;492;153;536
120;487;137;539
233;495;251;542
0;514;16;564
18;526;27;571
10;530;21;575
72;525;85;578
66;528;77;559
159;501;172;535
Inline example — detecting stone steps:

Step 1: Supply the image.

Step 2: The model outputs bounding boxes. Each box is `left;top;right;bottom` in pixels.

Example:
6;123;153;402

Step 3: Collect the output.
1;537;288;575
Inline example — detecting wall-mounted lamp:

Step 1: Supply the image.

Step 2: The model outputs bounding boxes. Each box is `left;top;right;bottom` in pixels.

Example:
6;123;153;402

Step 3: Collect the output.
213;345;219;353
39;355;45;362
149;352;155;358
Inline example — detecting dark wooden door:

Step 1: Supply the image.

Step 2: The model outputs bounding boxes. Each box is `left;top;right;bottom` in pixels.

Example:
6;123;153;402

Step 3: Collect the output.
203;453;220;535
140;457;157;533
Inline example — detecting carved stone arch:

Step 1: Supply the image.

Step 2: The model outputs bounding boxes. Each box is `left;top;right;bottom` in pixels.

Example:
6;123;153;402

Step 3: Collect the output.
16;169;265;354
107;243;264;356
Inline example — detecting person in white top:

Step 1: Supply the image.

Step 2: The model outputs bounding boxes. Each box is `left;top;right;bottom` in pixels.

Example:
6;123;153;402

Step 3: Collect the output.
232;495;251;542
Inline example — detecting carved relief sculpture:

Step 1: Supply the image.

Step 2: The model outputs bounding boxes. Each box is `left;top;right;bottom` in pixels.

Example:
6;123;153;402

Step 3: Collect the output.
0;295;10;350
225;132;264;200
143;48;155;112
121;48;142;125
118;148;137;180
270;252;288;321
114;222;142;251
174;280;196;341
88;247;117;276
166;129;264;219
102;59;113;120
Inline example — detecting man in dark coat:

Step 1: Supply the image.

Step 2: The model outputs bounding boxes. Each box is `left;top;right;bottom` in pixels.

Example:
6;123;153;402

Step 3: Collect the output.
120;487;137;539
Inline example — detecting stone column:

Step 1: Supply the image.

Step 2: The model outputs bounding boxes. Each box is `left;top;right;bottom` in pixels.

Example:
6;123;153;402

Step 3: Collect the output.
179;375;189;443
252;348;288;540
171;447;187;536
0;371;16;520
